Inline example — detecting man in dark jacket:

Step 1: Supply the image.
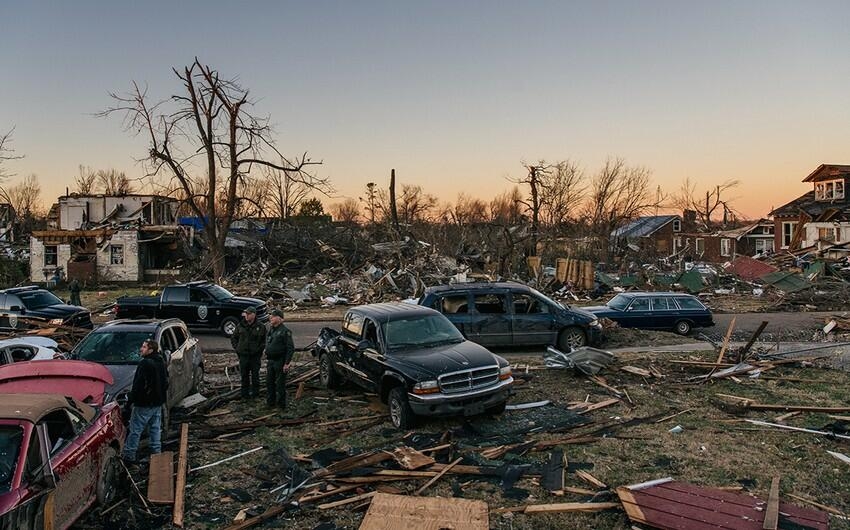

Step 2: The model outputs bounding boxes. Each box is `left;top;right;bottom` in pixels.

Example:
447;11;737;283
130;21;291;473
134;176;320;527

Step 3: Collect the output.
231;306;266;399
123;339;168;464
265;309;295;409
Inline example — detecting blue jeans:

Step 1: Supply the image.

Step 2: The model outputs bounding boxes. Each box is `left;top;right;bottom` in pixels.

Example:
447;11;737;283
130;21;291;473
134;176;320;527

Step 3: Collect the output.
123;405;162;461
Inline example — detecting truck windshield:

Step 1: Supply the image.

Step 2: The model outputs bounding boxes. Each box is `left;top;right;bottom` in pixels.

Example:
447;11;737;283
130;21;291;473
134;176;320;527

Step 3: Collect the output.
74;331;153;364
381;315;465;351
206;285;234;300
19;291;64;310
0;425;23;493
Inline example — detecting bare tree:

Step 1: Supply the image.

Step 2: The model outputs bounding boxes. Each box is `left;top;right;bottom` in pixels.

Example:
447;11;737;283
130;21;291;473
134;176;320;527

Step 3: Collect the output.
0;127;23;181
101;59;322;279
74;165;98;194
397;184;437;225
1;174;42;217
489;186;525;225
670;177;740;229
583;157;660;259
512;162;548;248
97;169;134;195
447;193;488;225
330;198;361;224
539;160;586;228
359;182;380;225
263;166;331;220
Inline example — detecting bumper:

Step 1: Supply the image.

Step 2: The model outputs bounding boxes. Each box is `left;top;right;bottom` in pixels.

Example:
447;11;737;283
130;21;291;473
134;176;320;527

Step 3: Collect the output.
408;378;513;417
587;324;604;346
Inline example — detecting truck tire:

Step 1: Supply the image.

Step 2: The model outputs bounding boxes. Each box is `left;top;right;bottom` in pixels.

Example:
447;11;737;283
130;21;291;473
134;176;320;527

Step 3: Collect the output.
319;353;340;389
221;317;239;337
558;326;587;350
96;446;120;506
388;387;414;429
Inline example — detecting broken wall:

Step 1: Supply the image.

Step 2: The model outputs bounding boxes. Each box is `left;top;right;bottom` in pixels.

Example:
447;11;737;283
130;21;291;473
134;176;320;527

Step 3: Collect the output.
29;237;72;282
96;230;141;282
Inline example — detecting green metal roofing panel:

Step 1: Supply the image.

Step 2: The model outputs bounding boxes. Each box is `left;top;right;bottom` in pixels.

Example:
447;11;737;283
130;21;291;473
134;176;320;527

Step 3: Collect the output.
676;269;705;293
759;271;812;293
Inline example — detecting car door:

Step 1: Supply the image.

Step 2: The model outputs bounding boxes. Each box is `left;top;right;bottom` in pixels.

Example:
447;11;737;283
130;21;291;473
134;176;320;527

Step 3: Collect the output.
648;296;676;329
467;292;511;347
0;294;25;332
619;297;651;328
161;287;193;324
355;318;383;393
429;292;473;338
189;288;215;328
336;312;373;389
509;291;556;346
6;425;53;530
158;327;185;409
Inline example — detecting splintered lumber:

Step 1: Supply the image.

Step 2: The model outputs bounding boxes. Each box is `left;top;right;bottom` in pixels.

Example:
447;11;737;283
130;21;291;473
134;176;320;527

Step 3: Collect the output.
316;415;383;427
222;506;285;530
414;456;463;495
391;446;436;470
568;397;620;414
147;451;175;504
294;382;305;400
718;395;850;413
318;490;377;510
575;470;607;489
522;502;620;514
190;446;263;472
738;320;769;362
287;368;319;386
654;409;693;424
317;450;394;478
715;317;736;365
827;450;850;465
620;366;652;377
173;423;189;526
745;419;850;440
297;484;361;504
359;493;488;530
763;477;780;530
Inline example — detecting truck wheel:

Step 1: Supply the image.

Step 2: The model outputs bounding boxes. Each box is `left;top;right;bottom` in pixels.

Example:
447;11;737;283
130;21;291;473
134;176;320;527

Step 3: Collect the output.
487;401;507;416
221;317;239;337
96;446;120;506
388;387;414;429
319;353;340;389
674;320;692;335
558;326;587;350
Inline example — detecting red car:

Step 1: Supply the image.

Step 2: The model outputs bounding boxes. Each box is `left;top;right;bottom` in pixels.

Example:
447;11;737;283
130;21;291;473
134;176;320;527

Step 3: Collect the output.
0;360;125;530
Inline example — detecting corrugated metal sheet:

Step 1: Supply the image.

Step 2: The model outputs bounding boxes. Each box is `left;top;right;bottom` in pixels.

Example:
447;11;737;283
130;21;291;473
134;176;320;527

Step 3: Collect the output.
722;256;778;282
760;271;812;293
611;215;679;239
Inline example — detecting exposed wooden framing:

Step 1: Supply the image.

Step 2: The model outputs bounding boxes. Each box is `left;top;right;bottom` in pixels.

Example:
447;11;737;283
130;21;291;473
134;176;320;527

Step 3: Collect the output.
763;476;780;530
173;423;189;527
415;457;463;495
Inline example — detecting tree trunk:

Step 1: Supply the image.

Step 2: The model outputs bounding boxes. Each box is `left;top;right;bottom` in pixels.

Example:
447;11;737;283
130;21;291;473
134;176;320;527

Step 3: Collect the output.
389;169;400;233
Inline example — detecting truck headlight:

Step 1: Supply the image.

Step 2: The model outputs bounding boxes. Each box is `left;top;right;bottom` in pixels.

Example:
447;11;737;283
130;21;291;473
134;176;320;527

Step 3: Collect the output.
589;319;601;328
49;318;64;325
499;366;512;380
412;380;440;395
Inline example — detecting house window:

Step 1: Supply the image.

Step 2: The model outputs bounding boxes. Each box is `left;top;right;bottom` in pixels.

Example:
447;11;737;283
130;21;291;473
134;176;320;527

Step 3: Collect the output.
44;245;58;266
110;244;124;265
815;179;845;201
818;227;838;242
782;222;797;248
762;226;774;235
755;239;775;254
672;219;681;232
674;237;683;249
695;238;705;254
720;238;732;257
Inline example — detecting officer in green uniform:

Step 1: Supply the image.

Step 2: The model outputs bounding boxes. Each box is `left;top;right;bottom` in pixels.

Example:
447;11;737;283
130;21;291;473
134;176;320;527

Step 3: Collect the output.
265;309;295;409
231;306;267;399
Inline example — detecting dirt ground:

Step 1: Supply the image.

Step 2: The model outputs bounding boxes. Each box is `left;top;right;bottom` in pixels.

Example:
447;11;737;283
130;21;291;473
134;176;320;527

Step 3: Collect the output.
73;332;850;530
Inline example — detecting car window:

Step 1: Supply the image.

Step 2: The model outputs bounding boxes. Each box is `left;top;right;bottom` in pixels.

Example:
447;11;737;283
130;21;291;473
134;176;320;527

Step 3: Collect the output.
439;294;469;314
75;331;152;363
363;319;379;345
0;295;6;310
66;409;87;435
473;293;507;314
4;295;22;310
172;326;187;348
674;297;704;310
24;430;42;481
343;312;365;338
7;346;36;362
163;287;189;303
189;289;211;303
160;328;178;354
205;285;234;300
650;297;670;310
0;426;23;493
40;411;75;455
18;291;63;310
607;294;631;311
629;298;651;311
513;293;549;314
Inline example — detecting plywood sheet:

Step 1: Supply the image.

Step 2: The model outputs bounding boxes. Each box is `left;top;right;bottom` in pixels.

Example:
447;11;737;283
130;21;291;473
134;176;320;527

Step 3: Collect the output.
359;493;488;530
148;451;175;504
391;446;435;470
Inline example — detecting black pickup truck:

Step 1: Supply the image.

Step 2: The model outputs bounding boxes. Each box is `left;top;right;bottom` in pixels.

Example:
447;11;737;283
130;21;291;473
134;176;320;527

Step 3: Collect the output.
114;282;268;336
0;286;92;331
313;302;513;429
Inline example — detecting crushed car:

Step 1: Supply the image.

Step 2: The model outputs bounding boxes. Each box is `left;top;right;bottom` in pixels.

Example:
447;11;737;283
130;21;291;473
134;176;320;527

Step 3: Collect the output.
0;337;64;365
0;360;125;530
313;303;513;429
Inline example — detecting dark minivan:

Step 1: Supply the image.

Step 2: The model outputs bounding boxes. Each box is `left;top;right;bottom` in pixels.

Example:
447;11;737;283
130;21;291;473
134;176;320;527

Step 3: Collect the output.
419;282;603;350
584;292;714;335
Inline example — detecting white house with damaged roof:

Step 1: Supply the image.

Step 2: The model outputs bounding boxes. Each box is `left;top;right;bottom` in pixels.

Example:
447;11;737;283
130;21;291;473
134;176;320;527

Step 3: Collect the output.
30;194;186;283
610;214;683;255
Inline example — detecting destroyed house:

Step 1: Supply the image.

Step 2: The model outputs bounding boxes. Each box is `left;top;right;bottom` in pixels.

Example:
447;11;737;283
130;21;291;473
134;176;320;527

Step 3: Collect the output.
30;194;184;283
677;220;775;263
770;164;850;251
610;215;682;255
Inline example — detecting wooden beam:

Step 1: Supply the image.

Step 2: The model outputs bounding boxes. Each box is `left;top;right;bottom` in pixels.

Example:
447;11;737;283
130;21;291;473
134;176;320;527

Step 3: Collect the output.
575;470;607;489
415;457;463;495
763;476;780;530
147;451;175;504
318;490;377;510
173;423;190;526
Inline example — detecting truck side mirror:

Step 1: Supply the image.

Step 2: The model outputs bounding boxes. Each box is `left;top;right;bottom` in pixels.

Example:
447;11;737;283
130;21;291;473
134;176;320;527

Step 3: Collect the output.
356;340;374;352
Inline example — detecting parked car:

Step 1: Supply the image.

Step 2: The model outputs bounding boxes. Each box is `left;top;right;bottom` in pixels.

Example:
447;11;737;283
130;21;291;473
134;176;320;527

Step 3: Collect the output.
114;281;268;337
69;319;204;418
584;292;715;335
0;360;125;530
313;303;513;429
418;282;603;350
0;337;63;365
0;286;92;332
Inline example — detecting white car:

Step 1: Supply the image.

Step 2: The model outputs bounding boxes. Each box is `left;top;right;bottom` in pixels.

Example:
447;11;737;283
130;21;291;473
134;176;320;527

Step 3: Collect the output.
0;336;63;365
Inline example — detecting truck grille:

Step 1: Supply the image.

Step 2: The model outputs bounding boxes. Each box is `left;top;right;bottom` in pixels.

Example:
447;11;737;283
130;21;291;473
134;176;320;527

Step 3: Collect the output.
438;365;500;394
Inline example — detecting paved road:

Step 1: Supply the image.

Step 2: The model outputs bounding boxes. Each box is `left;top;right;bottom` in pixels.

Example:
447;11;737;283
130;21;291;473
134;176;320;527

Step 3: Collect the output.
195;311;840;354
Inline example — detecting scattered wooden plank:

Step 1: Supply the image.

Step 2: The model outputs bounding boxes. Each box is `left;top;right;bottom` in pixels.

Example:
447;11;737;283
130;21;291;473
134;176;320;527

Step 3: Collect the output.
575;470;607;489
569;397;620;414
522;502;620;514
414;456;463;496
826;450;850;465
173;424;189;527
222;506;285;530
552;486;597;496
297;484;361;504
294;382;305;400
738;320;769;362
147;451;175;504
715;317;736;365
774;411;801;423
318;490;377;510
763;477;780;530
654;409;693;424
360;493;488;529
316;415;383;427
190;446;263;472
787;493;849;517
391;446;436;470
620;366;651;377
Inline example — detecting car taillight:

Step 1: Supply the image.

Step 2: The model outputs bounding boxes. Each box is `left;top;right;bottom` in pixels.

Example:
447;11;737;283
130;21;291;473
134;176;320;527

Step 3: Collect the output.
113;305;119;313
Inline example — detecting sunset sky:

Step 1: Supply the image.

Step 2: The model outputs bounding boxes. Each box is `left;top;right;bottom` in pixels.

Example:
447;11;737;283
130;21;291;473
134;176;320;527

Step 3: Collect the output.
2;1;849;219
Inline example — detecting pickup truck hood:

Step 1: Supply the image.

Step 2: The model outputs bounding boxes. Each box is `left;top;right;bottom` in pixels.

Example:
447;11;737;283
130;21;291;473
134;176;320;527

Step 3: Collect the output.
0;360;113;405
103;364;139;403
388;340;501;381
227;296;265;307
25;304;87;320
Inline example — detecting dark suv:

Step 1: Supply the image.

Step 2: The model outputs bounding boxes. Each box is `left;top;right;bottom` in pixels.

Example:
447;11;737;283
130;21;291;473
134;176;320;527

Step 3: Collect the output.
313;303;513;429
0;286;92;331
419;282;603;350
